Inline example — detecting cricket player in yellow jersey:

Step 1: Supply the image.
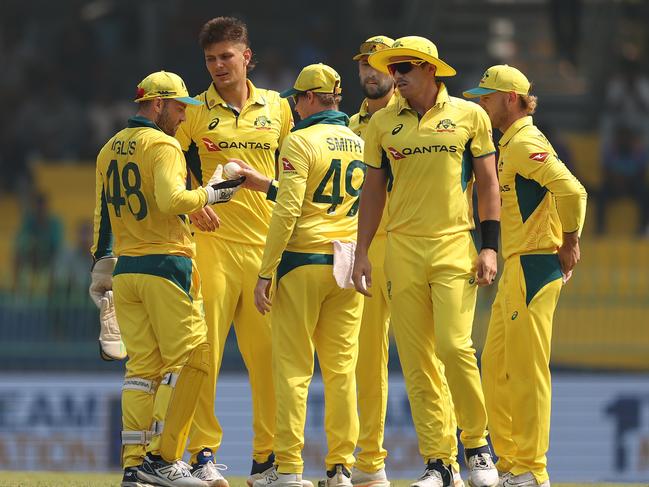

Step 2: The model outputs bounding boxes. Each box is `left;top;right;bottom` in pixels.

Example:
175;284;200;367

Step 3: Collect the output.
464;65;587;487
251;64;364;487
174;17;293;485
90;71;244;487
348;35;397;487
352;37;501;487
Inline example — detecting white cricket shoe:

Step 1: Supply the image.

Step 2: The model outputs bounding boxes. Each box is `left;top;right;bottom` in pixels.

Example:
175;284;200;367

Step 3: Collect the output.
249;465;276;487
137;454;207;487
465;451;498;487
452;468;465;487
121;466;154;487
351;467;390;487
501;472;549;487
191;449;228;487
498;472;512;487
411;460;452;487
253;467;313;487
326;465;353;487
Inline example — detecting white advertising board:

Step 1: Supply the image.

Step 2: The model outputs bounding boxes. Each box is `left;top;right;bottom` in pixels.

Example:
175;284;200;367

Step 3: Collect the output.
0;373;647;482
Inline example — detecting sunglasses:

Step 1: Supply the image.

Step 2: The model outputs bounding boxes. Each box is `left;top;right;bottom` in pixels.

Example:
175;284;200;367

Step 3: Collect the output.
387;59;427;75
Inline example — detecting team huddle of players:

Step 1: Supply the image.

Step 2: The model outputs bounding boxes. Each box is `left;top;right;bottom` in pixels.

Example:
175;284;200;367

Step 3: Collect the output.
89;15;587;487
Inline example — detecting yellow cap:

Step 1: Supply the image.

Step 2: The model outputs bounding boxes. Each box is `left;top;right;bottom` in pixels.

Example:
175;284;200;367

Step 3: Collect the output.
134;71;202;105
352;35;395;61
463;65;530;98
368;36;456;77
280;63;342;98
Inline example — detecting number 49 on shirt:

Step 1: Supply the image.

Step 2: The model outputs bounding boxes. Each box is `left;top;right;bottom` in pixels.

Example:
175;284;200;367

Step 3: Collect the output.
313;158;365;216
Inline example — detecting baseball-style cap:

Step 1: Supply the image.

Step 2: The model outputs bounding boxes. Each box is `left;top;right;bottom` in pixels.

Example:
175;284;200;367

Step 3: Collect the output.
280;63;342;98
368;36;456;77
352;35;395;61
134;71;202;105
463;65;530;98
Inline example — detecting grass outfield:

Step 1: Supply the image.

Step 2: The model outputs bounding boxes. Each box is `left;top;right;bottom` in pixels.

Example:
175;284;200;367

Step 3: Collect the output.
0;474;645;487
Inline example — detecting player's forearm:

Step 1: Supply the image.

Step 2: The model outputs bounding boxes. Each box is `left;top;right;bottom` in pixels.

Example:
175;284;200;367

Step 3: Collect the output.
475;175;501;222
474;154;500;222
158;186;209;215
356;168;387;254
555;188;588;235
258;214;297;278
545;171;588;235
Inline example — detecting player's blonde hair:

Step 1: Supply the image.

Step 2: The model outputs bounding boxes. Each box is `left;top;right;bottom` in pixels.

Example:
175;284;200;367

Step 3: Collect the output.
518;82;537;115
314;92;342;108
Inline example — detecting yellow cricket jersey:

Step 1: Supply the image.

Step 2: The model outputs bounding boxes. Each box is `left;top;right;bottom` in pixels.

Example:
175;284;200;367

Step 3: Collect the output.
91;116;208;259
175;80;293;246
349;96;398;238
363;83;495;238
259;111;365;278
498;116;587;260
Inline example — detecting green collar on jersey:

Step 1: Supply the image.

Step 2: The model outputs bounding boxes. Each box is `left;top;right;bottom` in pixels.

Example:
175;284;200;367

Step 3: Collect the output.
292;110;349;132
127;115;162;131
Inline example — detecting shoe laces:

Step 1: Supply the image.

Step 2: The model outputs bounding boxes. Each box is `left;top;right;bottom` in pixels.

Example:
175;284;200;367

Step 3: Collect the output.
419;466;442;481
470;453;493;470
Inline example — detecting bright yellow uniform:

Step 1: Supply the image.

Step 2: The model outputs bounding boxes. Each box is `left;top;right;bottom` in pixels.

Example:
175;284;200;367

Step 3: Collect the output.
259;110;364;473
481;116;587;483
363;84;496;462
348;97;393;473
175;80;293;462
92;116;209;468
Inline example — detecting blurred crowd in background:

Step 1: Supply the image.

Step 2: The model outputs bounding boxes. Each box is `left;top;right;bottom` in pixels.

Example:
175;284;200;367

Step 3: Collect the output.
2;0;649;372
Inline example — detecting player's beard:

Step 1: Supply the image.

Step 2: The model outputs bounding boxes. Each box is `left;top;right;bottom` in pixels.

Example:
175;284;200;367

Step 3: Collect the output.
361;76;393;100
156;102;178;137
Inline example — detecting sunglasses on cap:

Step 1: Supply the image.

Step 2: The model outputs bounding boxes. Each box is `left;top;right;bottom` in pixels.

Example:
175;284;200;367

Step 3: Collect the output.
387;59;427;75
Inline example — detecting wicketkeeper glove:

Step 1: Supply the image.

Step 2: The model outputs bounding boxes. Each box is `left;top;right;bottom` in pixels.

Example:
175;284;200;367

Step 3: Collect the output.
89;257;127;361
204;164;246;204
98;290;127;361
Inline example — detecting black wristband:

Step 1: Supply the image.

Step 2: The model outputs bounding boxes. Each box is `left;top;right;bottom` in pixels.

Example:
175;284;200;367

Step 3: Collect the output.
480;220;500;252
266;181;278;201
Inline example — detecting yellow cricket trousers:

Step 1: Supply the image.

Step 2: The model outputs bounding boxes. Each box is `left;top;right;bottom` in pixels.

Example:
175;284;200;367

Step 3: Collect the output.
355;235;391;473
272;252;363;473
385;231;488;464
188;234;274;463
481;254;563;484
114;255;208;468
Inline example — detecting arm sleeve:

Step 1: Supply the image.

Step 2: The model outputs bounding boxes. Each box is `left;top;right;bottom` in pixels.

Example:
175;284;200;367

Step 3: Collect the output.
90;148;114;260
258;134;311;278
512;139;588;235
363;115;384;169
153;141;208;214
470;105;497;157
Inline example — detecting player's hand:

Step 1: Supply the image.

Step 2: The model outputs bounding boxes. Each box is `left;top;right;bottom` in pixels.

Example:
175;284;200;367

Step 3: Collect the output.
474;248;498;287
558;231;580;276
352;250;372;297
205;164;246;204
230;158;274;193
89;257;117;307
254;277;273;314
189;206;221;232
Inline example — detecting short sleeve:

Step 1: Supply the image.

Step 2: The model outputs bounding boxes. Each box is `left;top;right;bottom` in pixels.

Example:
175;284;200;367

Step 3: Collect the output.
470;105;496;158
363;114;384;169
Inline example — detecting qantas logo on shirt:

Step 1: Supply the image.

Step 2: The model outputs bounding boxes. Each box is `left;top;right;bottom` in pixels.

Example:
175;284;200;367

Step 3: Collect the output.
387;145;458;159
529;152;549;162
202;137;220;152
282;158;296;171
387;147;406;160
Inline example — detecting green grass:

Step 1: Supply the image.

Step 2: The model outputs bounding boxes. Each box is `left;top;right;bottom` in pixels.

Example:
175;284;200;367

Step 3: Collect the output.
0;474;644;487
